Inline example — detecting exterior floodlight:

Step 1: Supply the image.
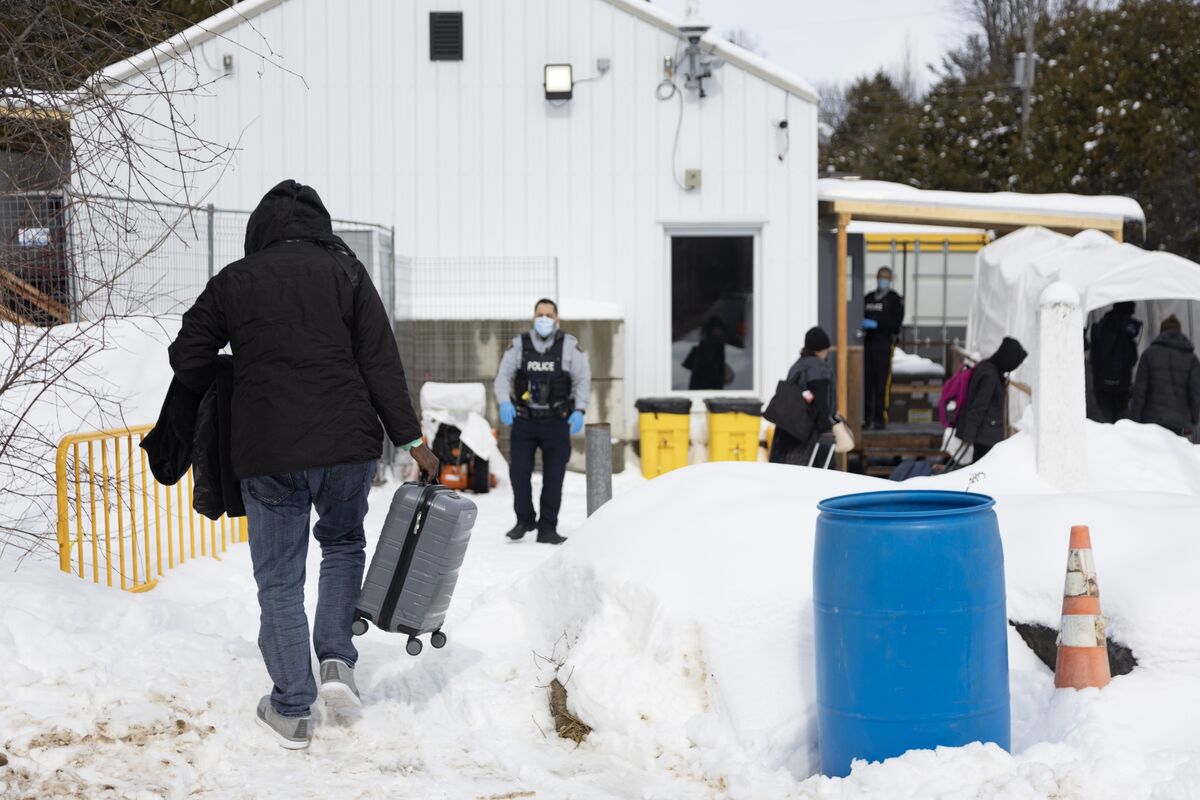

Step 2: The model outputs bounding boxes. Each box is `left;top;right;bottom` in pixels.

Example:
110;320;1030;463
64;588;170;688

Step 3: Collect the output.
544;64;573;101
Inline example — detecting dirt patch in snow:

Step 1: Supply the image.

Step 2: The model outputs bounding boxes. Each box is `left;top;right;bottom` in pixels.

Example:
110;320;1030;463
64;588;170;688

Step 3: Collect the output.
1010;620;1137;676
549;678;592;744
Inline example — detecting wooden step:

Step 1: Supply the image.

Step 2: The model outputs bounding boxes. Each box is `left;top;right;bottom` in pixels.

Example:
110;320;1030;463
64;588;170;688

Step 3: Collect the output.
0;268;71;326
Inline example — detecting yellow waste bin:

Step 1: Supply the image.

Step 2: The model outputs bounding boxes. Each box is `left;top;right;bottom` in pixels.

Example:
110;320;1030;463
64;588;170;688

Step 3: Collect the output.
705;398;764;462
635;397;693;478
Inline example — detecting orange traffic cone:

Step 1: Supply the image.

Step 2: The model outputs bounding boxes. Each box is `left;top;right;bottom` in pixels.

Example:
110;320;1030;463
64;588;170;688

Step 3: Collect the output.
1054;525;1111;690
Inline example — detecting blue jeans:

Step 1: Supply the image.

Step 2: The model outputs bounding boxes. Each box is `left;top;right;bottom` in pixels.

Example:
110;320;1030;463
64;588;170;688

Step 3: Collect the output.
241;461;375;718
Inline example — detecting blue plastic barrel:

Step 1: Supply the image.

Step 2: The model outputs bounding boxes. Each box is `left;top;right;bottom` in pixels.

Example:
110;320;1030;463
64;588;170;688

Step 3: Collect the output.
813;490;1010;777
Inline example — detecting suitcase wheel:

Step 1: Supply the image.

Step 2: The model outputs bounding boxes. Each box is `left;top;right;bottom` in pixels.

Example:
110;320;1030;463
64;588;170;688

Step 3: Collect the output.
406;636;423;657
430;630;447;649
351;618;369;637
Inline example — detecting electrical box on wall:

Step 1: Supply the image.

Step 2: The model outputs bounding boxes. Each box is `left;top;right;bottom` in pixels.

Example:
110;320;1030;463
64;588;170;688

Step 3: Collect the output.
684;169;702;190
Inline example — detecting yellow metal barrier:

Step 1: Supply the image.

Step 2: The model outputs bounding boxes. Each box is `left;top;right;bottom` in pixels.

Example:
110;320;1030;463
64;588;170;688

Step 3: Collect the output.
55;425;248;592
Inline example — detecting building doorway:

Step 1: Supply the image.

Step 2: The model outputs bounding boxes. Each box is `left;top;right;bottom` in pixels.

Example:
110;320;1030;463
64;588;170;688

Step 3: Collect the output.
670;235;755;392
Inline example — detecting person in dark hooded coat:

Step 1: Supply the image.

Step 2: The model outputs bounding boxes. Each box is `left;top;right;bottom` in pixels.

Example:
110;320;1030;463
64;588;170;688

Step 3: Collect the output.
168;180;440;748
956;336;1028;461
1129;316;1200;437
768;327;835;466
1089;301;1142;421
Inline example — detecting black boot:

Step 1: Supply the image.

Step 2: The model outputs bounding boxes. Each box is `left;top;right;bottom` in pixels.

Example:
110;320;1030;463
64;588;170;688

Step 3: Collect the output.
536;531;567;545
506;522;535;541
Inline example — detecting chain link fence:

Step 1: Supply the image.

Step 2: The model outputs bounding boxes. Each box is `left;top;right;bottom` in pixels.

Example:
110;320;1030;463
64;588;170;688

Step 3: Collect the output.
404;257;560;456
2;190;400;326
0;191;71;324
3;190;582;465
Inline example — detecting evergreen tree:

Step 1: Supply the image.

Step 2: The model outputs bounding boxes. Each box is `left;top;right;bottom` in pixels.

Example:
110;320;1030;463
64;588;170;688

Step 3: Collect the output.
820;71;919;180
821;0;1200;261
1025;0;1200;257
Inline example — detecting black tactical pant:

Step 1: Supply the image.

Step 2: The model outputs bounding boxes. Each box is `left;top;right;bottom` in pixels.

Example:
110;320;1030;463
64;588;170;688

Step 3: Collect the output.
1096;387;1130;423
864;337;894;426
510;415;571;535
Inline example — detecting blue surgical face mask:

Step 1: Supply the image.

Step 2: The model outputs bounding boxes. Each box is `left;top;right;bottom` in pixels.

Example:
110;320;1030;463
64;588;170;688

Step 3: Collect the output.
878;278;892;292
534;315;556;337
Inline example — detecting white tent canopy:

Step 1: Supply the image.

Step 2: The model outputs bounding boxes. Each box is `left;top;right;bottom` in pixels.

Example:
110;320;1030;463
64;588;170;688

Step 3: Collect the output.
967;226;1200;417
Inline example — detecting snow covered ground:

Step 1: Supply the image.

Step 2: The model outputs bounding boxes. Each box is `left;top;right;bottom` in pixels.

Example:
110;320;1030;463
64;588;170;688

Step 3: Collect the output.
3;319;1200;798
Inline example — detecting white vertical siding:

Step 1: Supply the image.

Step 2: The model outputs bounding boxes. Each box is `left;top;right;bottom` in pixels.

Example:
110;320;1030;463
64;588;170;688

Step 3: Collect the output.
74;0;819;432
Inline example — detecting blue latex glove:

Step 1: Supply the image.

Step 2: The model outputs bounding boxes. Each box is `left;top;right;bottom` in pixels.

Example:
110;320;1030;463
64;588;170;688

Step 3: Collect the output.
499;402;516;426
861;318;879;330
568;410;585;435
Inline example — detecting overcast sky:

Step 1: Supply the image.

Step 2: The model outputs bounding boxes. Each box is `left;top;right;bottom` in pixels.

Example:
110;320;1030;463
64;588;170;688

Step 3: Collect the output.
654;0;969;92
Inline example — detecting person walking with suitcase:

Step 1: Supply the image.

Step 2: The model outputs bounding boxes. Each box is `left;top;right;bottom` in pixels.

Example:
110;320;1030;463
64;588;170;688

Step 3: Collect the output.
1129;315;1200;437
862;267;905;430
495;299;591;545
168;180;440;749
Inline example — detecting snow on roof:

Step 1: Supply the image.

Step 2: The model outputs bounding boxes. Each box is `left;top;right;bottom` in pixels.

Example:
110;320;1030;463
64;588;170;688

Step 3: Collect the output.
846;221;986;236
93;0;819;105
820;178;1145;224
0;88;73;119
603;0;818;103
94;0;287;87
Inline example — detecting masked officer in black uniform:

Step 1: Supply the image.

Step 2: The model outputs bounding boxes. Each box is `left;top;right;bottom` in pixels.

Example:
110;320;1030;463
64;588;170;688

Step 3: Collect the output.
862;267;905;430
495;299;591;544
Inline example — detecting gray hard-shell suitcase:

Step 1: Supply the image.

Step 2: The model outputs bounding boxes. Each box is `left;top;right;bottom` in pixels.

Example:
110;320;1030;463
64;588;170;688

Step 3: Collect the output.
351;482;477;656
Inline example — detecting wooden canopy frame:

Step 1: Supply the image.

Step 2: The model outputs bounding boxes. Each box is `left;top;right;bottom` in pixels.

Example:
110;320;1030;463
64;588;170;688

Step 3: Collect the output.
820;197;1127;427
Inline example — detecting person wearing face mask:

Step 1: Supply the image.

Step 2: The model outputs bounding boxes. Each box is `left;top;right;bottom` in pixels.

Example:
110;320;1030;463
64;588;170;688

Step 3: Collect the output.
862;267;905;430
494;298;591;544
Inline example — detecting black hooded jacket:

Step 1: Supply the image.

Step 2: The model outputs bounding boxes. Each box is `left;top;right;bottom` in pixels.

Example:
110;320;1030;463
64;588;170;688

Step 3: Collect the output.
1090;303;1141;391
142;356;243;519
167;180;421;479
1130;331;1200;435
957;337;1028;448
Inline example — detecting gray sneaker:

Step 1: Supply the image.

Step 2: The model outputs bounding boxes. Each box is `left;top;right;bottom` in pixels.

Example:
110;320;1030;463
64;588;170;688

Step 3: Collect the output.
319;659;362;709
255;696;311;750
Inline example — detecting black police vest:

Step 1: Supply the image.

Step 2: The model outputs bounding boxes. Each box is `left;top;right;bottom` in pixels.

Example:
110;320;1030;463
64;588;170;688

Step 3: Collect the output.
513;332;574;415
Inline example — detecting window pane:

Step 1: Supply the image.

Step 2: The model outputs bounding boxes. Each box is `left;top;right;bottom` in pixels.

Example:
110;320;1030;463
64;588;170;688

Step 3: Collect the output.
671;236;754;391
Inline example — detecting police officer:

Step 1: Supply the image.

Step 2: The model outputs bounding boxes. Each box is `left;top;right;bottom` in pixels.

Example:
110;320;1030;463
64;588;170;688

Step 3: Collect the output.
495;298;591;544
862;266;904;430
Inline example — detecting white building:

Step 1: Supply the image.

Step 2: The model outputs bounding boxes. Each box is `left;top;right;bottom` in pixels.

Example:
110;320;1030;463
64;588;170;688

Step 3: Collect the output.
74;0;819;438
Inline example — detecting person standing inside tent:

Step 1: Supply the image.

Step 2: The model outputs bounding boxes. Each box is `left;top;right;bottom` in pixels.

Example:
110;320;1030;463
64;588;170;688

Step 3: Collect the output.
1089;301;1142;422
956;337;1028;462
1084;331;1104;423
862;267;904;430
495;298;591;545
1129;316;1200;437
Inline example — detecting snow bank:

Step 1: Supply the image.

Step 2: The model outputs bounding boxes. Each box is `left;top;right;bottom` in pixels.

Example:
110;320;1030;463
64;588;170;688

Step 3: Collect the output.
0;318;180;552
891;346;944;379
496;458;1200;796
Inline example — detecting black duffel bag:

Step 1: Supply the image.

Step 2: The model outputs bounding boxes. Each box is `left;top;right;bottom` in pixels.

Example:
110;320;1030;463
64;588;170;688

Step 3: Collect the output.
763;380;816;442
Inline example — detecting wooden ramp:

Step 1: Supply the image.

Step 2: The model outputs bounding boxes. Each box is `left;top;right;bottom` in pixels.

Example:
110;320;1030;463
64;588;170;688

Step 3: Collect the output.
860;423;946;478
0;268;71;326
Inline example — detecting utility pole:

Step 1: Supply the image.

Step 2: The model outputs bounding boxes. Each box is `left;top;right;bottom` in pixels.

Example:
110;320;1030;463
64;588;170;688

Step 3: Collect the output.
1020;0;1037;157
